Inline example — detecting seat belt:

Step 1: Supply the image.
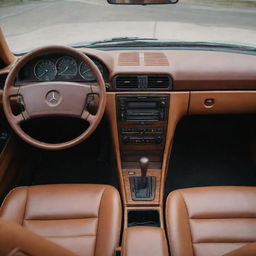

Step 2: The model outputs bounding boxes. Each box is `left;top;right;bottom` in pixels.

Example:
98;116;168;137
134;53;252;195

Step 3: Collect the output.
223;242;256;256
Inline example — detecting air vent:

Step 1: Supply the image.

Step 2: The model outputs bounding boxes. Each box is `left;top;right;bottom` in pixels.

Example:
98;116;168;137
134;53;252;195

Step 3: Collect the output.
115;76;138;89
148;75;171;89
0;73;8;89
113;75;172;91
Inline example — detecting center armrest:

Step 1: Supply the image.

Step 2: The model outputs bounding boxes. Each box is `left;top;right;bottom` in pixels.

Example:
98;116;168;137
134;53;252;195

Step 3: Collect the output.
121;226;169;256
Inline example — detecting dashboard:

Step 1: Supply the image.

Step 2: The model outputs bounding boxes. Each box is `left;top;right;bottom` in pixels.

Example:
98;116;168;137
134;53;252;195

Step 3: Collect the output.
16;53;109;85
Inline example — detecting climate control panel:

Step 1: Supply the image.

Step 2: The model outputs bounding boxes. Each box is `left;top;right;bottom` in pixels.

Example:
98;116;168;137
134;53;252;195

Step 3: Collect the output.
121;127;164;144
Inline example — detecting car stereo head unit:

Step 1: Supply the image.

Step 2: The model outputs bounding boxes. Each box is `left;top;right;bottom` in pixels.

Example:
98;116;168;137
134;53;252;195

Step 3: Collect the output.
117;95;169;122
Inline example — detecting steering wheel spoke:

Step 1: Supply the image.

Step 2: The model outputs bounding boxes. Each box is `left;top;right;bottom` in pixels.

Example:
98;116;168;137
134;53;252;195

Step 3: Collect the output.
81;109;90;121
6;86;19;98
13;112;25;125
81;109;97;124
3;45;106;150
91;84;101;95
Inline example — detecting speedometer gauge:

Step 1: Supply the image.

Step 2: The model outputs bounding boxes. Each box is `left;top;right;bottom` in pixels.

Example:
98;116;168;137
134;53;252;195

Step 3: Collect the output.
34;59;56;81
56;56;78;79
79;60;103;81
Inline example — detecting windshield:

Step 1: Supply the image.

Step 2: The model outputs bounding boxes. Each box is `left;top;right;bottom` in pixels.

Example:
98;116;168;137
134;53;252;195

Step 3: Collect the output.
1;0;256;53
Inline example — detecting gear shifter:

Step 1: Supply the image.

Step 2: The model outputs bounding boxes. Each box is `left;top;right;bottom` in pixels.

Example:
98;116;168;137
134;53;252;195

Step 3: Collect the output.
140;157;149;188
140;157;149;177
129;157;156;201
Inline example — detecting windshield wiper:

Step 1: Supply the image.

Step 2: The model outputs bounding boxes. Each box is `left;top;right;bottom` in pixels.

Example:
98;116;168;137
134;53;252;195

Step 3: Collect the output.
73;39;256;53
72;37;158;47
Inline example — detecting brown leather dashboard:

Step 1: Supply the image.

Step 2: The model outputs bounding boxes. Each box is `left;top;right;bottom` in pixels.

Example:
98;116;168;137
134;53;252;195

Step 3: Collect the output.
80;48;256;91
1;47;256;115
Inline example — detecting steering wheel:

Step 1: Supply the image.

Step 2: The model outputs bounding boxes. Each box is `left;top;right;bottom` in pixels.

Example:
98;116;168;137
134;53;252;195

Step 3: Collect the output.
3;46;106;150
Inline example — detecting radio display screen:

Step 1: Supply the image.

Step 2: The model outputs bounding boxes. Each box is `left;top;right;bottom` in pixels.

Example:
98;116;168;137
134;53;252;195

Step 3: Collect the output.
127;101;158;109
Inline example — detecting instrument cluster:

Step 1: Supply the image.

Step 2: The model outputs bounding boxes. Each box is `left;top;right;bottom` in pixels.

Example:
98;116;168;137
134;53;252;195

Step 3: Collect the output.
17;54;108;84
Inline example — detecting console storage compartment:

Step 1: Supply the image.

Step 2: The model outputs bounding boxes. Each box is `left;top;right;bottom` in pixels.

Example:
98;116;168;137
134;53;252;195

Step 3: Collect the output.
127;209;160;227
122;226;169;256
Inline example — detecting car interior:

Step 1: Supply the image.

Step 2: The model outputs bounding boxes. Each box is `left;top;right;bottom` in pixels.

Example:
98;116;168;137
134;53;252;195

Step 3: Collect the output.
0;0;256;255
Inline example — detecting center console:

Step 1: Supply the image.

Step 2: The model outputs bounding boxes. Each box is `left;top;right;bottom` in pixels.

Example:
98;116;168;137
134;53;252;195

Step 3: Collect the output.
110;91;188;256
117;94;169;167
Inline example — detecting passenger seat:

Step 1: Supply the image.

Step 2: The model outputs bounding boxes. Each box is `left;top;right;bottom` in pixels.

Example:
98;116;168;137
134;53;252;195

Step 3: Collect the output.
165;186;256;256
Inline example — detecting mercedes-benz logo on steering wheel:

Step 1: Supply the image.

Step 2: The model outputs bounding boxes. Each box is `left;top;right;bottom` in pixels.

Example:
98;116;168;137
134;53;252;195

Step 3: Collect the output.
46;90;61;106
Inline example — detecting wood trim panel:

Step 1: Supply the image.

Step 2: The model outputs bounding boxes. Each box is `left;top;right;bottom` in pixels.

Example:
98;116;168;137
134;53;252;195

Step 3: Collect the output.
106;92;189;207
123;169;161;207
189;91;256;115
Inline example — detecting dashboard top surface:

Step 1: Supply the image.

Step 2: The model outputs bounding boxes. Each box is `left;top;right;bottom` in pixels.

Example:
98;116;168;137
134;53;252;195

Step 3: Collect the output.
1;47;256;91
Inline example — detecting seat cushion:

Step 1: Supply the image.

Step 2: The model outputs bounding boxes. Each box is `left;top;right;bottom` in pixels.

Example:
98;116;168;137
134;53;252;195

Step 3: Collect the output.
0;184;122;256
166;186;256;256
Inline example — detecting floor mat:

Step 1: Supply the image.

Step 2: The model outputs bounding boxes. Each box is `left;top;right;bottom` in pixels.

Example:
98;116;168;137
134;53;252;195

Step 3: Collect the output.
165;115;256;198
19;119;119;188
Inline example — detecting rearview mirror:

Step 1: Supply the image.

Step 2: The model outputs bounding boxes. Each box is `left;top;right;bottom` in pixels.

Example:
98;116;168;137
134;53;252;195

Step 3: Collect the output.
107;0;178;4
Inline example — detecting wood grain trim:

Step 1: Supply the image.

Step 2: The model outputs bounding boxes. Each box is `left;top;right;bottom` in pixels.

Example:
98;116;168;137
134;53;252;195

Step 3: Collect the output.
106;91;190;207
123;169;161;207
189;91;256;115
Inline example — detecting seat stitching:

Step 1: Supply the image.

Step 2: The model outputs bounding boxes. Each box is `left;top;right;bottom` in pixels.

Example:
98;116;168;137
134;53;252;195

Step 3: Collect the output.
190;217;256;220
46;234;97;238
193;241;256;244
179;191;195;256
24;217;98;221
21;187;29;226
94;186;107;256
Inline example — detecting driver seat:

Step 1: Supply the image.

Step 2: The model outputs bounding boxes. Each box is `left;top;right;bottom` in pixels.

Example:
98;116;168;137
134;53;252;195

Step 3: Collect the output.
0;184;122;256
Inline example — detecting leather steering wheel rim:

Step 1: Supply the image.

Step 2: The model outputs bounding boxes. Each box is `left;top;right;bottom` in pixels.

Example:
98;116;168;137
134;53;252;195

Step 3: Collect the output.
3;46;106;150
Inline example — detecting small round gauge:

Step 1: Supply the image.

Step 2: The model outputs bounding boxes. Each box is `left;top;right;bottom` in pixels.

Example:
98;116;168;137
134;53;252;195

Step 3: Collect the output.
34;59;57;81
79;60;103;81
56;56;78;79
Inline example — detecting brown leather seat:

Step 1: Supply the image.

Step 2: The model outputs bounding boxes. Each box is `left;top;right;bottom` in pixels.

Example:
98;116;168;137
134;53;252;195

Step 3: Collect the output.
166;186;256;256
0;184;122;256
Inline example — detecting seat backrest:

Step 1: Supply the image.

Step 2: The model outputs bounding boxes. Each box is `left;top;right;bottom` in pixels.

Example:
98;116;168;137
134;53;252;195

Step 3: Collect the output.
0;184;121;256
0;219;77;256
166;186;256;256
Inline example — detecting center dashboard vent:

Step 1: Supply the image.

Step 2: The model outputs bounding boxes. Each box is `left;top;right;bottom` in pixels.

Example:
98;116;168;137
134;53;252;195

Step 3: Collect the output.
113;75;172;91
115;76;138;89
148;75;170;89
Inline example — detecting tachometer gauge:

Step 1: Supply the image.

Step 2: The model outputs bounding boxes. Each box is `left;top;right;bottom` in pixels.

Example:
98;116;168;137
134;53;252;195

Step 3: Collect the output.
34;59;57;81
56;56;78;79
79;60;103;81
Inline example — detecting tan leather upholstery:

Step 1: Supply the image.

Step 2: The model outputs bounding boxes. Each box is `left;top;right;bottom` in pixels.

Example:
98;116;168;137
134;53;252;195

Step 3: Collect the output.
166;186;256;256
121;226;169;256
223;242;256;256
0;184;122;256
0;219;77;256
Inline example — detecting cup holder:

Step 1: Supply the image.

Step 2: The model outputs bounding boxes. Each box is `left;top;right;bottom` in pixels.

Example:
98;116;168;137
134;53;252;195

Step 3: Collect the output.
127;209;160;227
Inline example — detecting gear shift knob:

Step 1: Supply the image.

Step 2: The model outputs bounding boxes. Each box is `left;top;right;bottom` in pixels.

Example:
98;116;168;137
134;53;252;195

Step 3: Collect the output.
139;157;149;178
